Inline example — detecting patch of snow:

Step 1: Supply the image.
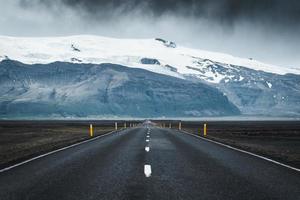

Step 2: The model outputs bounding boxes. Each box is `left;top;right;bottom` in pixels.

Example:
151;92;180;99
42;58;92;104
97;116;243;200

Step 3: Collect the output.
266;81;272;88
202;69;226;83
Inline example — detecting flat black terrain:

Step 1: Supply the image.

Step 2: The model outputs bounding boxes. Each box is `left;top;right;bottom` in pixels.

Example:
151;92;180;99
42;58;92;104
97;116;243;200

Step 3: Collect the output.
178;120;300;168
0;120;118;168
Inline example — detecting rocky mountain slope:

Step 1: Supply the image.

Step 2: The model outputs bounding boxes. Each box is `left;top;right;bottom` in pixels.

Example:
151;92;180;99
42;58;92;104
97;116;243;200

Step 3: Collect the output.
0;60;239;118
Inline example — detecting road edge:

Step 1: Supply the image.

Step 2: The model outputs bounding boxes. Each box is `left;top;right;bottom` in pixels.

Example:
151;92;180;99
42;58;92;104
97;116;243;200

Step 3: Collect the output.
180;129;300;172
0;129;123;173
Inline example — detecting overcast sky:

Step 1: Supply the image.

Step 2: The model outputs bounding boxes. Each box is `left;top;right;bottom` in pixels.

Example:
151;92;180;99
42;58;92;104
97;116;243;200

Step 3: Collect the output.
1;0;300;68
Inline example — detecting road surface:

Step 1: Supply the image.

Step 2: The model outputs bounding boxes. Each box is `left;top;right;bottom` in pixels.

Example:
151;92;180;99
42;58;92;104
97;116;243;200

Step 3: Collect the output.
0;126;299;200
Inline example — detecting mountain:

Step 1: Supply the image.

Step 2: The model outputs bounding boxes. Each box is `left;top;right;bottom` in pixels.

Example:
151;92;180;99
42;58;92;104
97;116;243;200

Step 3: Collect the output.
184;59;300;116
0;60;239;118
0;35;299;118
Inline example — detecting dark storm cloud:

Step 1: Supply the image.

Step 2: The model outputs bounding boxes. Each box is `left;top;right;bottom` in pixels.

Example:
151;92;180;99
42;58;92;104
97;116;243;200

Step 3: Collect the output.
33;0;300;29
1;0;300;67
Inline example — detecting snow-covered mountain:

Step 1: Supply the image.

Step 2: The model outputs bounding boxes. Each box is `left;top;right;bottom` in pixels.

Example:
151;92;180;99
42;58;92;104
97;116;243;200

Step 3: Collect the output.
1;35;299;81
0;35;299;118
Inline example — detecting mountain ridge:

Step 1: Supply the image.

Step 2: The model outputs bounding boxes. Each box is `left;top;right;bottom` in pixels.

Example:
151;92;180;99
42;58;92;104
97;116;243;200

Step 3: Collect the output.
0;35;299;118
0;35;299;79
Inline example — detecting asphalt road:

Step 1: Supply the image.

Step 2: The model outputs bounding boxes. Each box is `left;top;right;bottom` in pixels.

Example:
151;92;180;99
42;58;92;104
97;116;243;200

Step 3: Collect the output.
0;126;299;200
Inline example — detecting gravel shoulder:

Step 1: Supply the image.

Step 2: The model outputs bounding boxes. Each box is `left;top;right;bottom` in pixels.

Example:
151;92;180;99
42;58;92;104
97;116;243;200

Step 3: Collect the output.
180;121;300;168
0;121;117;169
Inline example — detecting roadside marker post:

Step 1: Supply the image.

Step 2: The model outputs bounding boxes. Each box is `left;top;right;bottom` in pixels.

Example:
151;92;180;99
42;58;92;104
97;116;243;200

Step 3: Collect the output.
124;123;126;129
179;122;182;130
89;124;94;137
115;122;118;130
204;123;207;136
169;123;171;128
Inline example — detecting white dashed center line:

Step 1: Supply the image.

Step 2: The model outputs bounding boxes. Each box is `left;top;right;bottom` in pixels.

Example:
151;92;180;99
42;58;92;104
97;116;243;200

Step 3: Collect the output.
145;146;150;152
144;164;152;177
144;128;152;177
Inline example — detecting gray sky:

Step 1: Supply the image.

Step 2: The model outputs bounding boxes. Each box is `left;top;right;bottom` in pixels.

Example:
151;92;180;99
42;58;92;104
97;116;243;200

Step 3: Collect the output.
1;0;300;68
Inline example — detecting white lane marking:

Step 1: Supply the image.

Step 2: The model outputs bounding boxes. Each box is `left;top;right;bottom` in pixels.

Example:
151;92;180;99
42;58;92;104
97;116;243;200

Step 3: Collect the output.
145;147;150;152
147;135;150;138
181;130;300;172
144;164;152;177
0;130;119;173
146;139;150;142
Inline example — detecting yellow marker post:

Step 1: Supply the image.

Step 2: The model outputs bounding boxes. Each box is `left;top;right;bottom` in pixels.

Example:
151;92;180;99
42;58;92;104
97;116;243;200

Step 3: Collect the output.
179;122;182;130
115;122;118;130
89;124;93;137
204;123;207;136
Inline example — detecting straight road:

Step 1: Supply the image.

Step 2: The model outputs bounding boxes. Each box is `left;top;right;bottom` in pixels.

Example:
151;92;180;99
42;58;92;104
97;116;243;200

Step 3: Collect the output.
0;126;299;200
